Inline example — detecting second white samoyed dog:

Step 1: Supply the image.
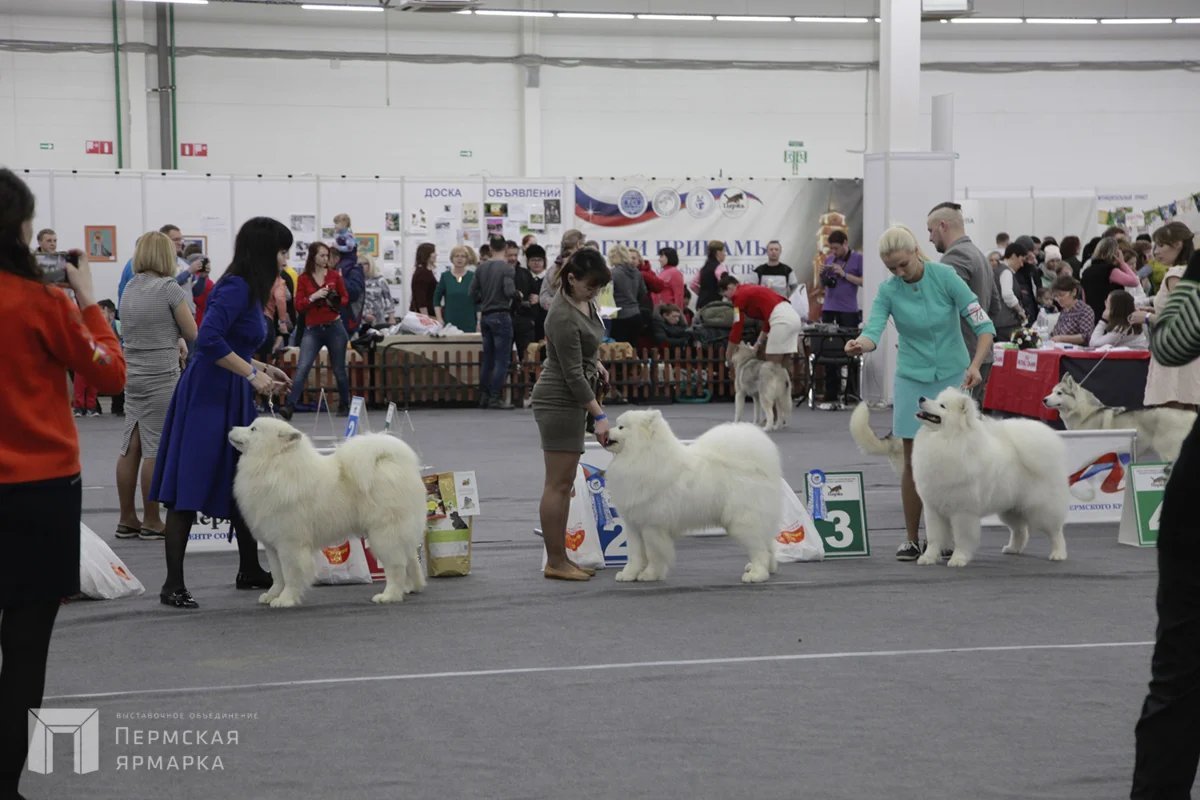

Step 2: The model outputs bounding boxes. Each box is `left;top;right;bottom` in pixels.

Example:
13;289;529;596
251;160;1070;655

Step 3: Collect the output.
603;410;782;583
911;388;1069;567
229;418;426;607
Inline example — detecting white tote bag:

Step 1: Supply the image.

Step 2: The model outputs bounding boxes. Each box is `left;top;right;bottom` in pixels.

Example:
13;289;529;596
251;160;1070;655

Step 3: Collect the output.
79;524;146;600
773;479;825;563
313;538;373;585
789;284;810;322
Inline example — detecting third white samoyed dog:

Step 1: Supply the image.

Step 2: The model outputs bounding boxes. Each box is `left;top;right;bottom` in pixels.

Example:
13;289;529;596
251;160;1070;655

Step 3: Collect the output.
229;418;427;607
603;410;782;583
911;388;1069;567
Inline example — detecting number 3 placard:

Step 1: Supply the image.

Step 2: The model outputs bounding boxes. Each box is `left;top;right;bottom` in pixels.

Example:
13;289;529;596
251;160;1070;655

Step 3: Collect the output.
805;472;870;558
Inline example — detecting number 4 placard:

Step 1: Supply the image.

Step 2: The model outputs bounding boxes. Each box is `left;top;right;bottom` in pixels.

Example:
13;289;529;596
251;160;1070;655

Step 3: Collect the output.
1119;463;1170;547
805;471;870;558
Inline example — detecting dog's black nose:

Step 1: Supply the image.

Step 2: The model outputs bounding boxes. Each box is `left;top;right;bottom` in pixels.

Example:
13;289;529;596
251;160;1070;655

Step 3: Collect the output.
918;396;927;403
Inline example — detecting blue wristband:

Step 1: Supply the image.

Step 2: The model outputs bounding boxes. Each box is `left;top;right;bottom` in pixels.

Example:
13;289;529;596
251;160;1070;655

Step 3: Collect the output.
594;413;607;422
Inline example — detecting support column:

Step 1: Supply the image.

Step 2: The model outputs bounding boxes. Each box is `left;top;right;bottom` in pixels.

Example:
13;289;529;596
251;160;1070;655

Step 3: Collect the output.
154;4;174;170
861;0;955;405
122;3;151;170
522;66;542;178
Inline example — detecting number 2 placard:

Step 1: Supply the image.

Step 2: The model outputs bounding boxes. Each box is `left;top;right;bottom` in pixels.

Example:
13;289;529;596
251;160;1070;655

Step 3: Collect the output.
806;472;870;558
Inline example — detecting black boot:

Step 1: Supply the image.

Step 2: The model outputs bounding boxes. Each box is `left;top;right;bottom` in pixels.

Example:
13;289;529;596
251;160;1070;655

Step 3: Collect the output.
477;390;491;409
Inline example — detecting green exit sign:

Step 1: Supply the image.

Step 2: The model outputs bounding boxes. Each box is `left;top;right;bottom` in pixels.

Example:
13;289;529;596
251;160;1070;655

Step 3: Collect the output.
459;149;473;158
39;142;54;151
788;140;804;147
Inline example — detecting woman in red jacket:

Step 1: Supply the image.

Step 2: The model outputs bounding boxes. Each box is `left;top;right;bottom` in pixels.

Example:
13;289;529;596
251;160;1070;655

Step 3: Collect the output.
0;169;126;798
280;242;352;418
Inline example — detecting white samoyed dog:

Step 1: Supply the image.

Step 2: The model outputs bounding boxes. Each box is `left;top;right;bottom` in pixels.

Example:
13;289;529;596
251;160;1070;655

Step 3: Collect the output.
911;388;1069;567
603;409;782;583
229;417;427;607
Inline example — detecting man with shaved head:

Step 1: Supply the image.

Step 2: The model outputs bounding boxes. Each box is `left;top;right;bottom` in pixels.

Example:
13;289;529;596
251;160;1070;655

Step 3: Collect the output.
927;202;1000;404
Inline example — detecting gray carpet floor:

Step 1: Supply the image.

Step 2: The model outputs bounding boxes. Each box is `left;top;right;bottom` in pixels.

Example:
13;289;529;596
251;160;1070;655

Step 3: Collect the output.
26;402;1162;800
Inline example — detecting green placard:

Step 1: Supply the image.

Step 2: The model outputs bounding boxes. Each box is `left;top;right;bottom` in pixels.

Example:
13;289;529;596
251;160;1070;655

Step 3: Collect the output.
39;142;54;151
1119;463;1170;547
806;471;870;558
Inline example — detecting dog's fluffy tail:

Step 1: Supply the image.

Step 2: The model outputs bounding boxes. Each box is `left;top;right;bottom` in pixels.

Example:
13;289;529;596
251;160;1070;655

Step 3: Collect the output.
849;402;893;456
340;434;421;498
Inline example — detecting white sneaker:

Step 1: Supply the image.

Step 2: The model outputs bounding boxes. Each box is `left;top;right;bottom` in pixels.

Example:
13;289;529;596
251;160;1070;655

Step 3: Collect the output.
817;401;844;411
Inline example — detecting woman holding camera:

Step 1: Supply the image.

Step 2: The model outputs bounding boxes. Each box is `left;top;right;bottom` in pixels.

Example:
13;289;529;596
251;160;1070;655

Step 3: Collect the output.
0;168;126;797
280;242;352;418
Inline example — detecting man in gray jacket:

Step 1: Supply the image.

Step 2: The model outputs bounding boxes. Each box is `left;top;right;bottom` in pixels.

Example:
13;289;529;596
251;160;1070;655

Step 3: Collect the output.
927;202;1002;404
470;233;518;409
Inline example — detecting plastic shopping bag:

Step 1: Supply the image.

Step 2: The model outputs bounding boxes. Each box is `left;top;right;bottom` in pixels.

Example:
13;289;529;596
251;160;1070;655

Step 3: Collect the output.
79;523;146;599
774;479;825;563
398;311;442;336
789;285;810;322
313;538;373;585
542;466;604;570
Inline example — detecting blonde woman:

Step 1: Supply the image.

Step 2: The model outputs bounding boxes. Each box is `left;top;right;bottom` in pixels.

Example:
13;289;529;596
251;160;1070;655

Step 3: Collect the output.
114;232;198;539
434;245;478;332
845;226;995;561
608;243;648;344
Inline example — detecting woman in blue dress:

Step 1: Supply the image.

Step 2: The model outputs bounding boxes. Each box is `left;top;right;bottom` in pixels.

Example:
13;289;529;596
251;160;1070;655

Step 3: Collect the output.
151;218;295;609
845;225;995;562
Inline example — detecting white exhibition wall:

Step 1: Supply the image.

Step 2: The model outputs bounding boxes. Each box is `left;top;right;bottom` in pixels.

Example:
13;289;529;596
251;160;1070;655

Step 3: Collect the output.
4;5;1200;191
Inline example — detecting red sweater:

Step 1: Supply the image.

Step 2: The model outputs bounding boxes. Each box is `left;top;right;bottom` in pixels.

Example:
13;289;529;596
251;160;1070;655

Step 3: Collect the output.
729;284;787;343
0;272;126;483
295;269;348;326
653;266;686;308
637;261;667;295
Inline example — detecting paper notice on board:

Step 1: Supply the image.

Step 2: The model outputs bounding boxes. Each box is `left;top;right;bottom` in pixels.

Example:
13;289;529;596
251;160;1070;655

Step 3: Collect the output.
407;207;429;235
507;203;529;224
201;215;228;233
503;221;523;243
454;471;480;516
528;200;546;231
434;219;457;250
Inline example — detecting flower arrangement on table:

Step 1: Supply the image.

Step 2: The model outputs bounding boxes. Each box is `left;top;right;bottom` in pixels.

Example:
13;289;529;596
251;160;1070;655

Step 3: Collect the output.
1010;327;1042;350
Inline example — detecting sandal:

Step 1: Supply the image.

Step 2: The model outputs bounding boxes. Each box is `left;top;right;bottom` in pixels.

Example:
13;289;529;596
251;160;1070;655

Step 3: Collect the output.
138;528;166;541
544;565;592;581
115;524;141;539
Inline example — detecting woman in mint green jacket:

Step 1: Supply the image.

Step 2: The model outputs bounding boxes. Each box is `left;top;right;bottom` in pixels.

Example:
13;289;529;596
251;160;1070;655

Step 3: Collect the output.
846;226;995;562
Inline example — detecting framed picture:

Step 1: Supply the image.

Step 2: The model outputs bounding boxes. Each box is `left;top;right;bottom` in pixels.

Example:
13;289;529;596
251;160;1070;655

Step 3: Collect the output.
182;235;207;256
357;233;379;258
84;225;116;262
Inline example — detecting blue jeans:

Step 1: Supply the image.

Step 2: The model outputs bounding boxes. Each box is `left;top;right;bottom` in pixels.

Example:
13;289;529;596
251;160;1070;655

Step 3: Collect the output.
479;312;514;397
286;320;350;409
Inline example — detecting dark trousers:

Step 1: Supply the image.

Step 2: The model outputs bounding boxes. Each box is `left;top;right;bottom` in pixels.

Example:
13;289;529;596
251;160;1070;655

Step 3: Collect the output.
610;316;642;346
513;316;537;367
479;312;514;397
821;310;862;402
1133;418;1200;799
286;321;350;410
0;601;61;797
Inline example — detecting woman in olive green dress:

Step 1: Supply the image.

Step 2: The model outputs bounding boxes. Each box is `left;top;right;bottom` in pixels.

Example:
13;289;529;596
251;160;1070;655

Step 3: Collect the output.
531;249;613;581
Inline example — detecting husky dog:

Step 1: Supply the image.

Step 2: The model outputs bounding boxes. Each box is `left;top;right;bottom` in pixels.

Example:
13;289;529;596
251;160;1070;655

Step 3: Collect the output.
1043;374;1195;462
730;344;792;432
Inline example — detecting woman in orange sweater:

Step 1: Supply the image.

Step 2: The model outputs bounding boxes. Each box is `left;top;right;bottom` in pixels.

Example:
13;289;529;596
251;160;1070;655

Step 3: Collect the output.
0;169;126;799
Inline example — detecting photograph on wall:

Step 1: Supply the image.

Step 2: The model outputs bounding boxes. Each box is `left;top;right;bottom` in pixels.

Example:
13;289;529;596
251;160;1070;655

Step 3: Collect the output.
357;233;380;258
408;208;429;235
321;226;336;241
182;235;207;256
464;229;481;249
294;240;309;263
544;199;562;225
84;225;116;262
484;202;508;218
461;203;480;226
385;211;400;232
383;239;399;262
486;218;504;237
528;201;546;231
290;214;317;235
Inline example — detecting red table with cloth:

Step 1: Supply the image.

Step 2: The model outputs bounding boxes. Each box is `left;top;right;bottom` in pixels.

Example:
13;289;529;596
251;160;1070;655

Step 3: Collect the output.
983;346;1152;423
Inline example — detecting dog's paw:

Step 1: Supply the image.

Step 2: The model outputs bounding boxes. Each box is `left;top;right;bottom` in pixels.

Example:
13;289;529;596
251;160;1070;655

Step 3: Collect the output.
741;565;770;583
916;553;938;566
257;591;277;604
1001;544;1023;556
1048;549;1068;562
946;554;971;568
614;567;639;582
635;569;663;582
269;594;301;608
372;591;405;604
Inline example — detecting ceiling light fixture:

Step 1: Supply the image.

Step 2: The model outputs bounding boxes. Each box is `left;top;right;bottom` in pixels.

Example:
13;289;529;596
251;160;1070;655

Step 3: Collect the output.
793;16;870;23
948;17;1023;23
556;12;635;19
126;0;209;4
715;15;793;23
1025;18;1098;25
636;14;714;21
1098;17;1173;25
1176;18;1200;23
301;3;383;10
475;9;554;17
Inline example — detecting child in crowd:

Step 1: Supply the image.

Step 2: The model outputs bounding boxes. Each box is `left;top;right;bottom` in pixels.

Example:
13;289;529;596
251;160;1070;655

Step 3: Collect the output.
332;213;357;272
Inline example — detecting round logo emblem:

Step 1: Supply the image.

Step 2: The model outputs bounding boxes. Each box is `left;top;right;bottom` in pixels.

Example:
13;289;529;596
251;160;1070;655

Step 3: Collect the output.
720;186;749;219
685;188;716;218
807;470;826;488
618;188;648;219
652;188;681;218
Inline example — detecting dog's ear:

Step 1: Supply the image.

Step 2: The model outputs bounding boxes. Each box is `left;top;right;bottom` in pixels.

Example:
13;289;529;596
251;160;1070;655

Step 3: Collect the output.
279;430;302;444
650;409;664;422
1061;374;1076;388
